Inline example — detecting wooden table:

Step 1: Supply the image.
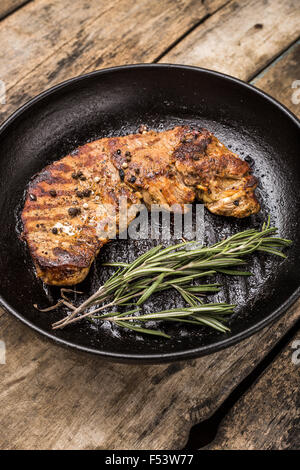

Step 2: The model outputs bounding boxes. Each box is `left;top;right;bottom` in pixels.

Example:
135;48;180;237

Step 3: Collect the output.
0;0;299;450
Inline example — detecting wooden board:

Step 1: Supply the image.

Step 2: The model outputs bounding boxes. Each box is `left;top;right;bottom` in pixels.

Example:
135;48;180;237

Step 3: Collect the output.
0;0;227;123
0;0;28;20
251;40;300;116
163;0;300;81
0;0;299;450
0;300;299;450
205;333;300;450
1;0;300;123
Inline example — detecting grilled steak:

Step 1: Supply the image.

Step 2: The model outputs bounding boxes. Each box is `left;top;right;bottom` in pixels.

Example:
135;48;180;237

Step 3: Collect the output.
21;126;260;285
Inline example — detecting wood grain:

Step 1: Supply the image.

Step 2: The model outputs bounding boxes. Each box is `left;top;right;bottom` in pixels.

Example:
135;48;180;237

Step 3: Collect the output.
0;300;299;450
0;0;29;20
251;40;300;116
0;0;299;451
205;332;300;450
0;0;227;123
162;0;300;81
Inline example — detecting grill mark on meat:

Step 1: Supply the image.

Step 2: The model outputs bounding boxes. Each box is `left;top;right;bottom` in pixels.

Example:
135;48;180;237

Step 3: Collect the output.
22;213;74;223
22;125;260;285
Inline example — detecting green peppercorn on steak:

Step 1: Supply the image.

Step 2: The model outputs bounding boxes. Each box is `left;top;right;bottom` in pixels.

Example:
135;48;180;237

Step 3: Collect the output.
21;126;260;285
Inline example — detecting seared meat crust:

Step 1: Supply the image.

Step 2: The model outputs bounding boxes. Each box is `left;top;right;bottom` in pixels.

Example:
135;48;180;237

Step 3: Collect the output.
21;126;260;285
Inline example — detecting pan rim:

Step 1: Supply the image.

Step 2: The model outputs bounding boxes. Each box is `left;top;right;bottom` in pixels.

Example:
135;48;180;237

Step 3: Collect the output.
0;63;299;363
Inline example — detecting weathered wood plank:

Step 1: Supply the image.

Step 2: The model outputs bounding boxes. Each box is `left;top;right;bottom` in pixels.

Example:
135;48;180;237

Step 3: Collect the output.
0;0;29;20
0;300;299;450
251;40;300;116
0;0;227;123
205;332;300;450
0;0;299;451
162;0;300;81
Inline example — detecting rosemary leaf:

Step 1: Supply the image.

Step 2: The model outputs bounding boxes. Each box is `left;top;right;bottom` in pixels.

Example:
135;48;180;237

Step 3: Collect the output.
114;320;170;339
51;219;291;337
137;273;165;305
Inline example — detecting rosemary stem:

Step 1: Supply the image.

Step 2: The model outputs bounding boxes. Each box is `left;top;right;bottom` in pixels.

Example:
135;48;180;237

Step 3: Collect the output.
53;300;116;329
50;218;291;337
52;285;107;327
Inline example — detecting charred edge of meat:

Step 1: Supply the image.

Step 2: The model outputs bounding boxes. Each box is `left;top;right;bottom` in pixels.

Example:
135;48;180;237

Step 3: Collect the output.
21;125;260;285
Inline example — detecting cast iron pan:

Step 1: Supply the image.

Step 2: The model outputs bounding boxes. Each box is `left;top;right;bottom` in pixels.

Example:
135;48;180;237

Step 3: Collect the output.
0;65;299;363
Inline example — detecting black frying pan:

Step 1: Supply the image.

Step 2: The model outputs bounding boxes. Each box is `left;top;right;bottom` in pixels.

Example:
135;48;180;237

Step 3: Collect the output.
0;64;299;363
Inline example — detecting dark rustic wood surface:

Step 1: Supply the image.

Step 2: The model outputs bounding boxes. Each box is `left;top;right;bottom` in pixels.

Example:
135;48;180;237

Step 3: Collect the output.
205;333;300;450
0;0;299;450
0;0;228;123
0;301;299;450
251;40;300;116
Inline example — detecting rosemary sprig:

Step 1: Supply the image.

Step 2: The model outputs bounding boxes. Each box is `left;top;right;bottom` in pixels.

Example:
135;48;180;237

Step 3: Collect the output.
50;218;291;336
